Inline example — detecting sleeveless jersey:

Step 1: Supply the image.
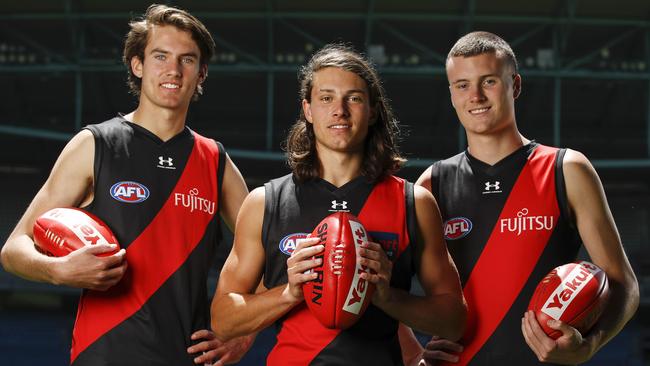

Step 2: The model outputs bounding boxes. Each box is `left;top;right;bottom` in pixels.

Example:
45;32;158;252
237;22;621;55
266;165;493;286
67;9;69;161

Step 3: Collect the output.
262;174;418;366
429;142;581;365
71;117;225;365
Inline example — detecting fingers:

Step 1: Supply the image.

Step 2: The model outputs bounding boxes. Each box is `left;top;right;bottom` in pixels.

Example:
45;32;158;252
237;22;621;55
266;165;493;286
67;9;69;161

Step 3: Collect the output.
191;329;216;341
424;338;464;353
188;330;223;364
420;337;463;363
358;241;391;283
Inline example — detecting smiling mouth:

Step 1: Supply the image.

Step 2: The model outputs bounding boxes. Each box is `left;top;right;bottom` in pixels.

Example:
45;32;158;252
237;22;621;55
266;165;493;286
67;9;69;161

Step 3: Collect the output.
328;124;350;129
161;83;180;90
469;107;490;114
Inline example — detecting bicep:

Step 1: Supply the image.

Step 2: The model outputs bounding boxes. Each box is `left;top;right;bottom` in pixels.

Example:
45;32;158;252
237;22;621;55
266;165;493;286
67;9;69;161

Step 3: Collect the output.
564;150;630;276
413;186;462;297
216;187;266;296
219;154;248;232
8;130;94;240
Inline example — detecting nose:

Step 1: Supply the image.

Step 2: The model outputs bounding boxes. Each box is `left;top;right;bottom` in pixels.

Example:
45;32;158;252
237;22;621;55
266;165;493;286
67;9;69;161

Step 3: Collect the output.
165;59;182;78
469;84;486;103
331;98;350;118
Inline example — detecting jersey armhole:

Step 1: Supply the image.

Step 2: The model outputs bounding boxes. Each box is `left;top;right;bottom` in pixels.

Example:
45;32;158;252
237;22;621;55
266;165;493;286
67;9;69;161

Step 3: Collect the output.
216;141;226;209
82;125;101;210
405;181;420;275
429;161;442;202
555;148;575;228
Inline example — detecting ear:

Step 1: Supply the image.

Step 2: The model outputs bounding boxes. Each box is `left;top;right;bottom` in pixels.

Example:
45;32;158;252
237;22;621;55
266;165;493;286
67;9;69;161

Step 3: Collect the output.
131;56;143;78
512;74;522;99
302;99;313;124
198;64;208;84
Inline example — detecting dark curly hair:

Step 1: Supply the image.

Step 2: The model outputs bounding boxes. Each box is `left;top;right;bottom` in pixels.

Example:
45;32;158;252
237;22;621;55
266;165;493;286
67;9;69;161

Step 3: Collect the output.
122;4;216;101
285;43;405;183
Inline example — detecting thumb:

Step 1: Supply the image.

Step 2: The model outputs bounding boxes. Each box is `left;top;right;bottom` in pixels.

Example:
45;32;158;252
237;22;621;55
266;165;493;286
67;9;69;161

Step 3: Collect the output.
81;243;120;254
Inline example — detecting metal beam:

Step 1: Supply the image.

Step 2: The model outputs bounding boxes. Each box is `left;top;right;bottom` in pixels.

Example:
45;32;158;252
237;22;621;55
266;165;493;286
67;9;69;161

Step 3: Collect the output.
376;21;446;63
564;27;641;70
276;18;325;48
0;125;72;141
2;12;649;27
364;0;376;47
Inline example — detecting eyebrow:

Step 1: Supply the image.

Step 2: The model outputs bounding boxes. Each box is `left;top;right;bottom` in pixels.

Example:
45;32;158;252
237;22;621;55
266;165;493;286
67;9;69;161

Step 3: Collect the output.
317;88;367;94
150;48;199;58
451;74;499;84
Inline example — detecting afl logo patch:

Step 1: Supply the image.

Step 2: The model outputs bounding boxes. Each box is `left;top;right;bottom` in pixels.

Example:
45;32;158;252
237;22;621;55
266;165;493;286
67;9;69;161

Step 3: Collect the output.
110;181;150;203
444;217;472;240
279;233;308;255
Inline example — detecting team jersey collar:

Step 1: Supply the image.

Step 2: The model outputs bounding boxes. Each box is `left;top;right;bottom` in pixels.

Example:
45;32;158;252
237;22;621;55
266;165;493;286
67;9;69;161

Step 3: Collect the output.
116;114;191;147
465;141;538;175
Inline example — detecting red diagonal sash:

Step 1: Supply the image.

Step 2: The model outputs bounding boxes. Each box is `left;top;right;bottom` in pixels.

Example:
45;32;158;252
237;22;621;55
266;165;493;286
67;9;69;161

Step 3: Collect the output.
71;133;219;362
444;145;559;365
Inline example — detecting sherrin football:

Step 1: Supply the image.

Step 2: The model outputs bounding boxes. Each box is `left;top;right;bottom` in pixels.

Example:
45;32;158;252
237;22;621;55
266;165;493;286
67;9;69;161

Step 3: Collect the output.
302;212;375;329
33;207;120;257
528;261;609;339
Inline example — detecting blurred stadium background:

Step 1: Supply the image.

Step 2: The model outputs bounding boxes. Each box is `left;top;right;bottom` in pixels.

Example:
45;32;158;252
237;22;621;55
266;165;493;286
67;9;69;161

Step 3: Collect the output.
1;0;648;365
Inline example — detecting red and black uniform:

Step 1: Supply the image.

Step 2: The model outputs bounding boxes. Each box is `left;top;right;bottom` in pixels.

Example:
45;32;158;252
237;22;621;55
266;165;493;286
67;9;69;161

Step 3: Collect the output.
262;174;418;366
71;116;225;365
429;142;581;365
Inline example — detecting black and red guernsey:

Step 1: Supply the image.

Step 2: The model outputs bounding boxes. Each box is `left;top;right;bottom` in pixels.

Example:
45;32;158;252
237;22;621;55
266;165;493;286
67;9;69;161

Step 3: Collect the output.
262;174;418;365
71;117;225;365
429;142;581;365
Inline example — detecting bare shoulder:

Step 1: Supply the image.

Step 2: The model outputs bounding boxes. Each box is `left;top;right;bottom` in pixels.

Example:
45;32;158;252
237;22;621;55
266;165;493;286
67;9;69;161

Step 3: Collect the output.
414;184;437;207
415;166;433;190
561;149;601;189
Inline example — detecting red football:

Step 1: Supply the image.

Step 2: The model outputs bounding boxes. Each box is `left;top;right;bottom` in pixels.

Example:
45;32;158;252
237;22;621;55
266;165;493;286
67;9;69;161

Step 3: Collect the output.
528;261;609;339
33;207;120;257
302;212;375;329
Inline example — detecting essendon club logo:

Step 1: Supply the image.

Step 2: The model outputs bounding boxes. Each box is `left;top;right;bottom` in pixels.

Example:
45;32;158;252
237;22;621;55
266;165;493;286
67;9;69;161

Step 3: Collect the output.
110;181;149;203
444;217;473;240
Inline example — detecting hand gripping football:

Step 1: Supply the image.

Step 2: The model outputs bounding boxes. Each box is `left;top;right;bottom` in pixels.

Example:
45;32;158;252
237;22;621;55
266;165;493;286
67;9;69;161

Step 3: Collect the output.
33;207;120;257
302;212;375;329
528;261;610;339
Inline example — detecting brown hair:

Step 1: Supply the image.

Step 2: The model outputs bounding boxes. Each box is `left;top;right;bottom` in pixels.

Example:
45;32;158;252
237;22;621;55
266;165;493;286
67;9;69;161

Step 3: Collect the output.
285;43;405;183
122;4;216;100
447;31;519;74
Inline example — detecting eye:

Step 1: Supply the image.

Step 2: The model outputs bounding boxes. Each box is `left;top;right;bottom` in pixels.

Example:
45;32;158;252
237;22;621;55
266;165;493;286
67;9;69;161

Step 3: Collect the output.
348;95;364;103
454;82;468;90
483;78;497;86
320;95;332;103
154;54;166;61
181;56;195;65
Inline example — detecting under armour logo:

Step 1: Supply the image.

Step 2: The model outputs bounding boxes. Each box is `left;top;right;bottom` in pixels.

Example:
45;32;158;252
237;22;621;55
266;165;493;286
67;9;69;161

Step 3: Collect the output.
157;156;176;169
483;181;501;194
331;200;348;210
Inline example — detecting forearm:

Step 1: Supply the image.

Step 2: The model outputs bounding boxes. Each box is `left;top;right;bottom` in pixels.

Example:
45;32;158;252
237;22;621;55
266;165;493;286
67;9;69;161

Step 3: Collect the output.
377;288;466;340
211;284;300;341
398;323;424;365
583;275;639;359
1;234;59;284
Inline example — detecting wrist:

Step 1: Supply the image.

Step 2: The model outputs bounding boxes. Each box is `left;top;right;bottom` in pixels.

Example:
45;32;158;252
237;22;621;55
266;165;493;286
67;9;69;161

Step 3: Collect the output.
45;256;65;286
281;284;303;307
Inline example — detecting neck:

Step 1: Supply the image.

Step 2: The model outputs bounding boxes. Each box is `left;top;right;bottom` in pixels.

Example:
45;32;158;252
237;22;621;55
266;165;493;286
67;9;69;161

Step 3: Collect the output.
126;101;188;141
317;149;364;188
466;125;529;165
